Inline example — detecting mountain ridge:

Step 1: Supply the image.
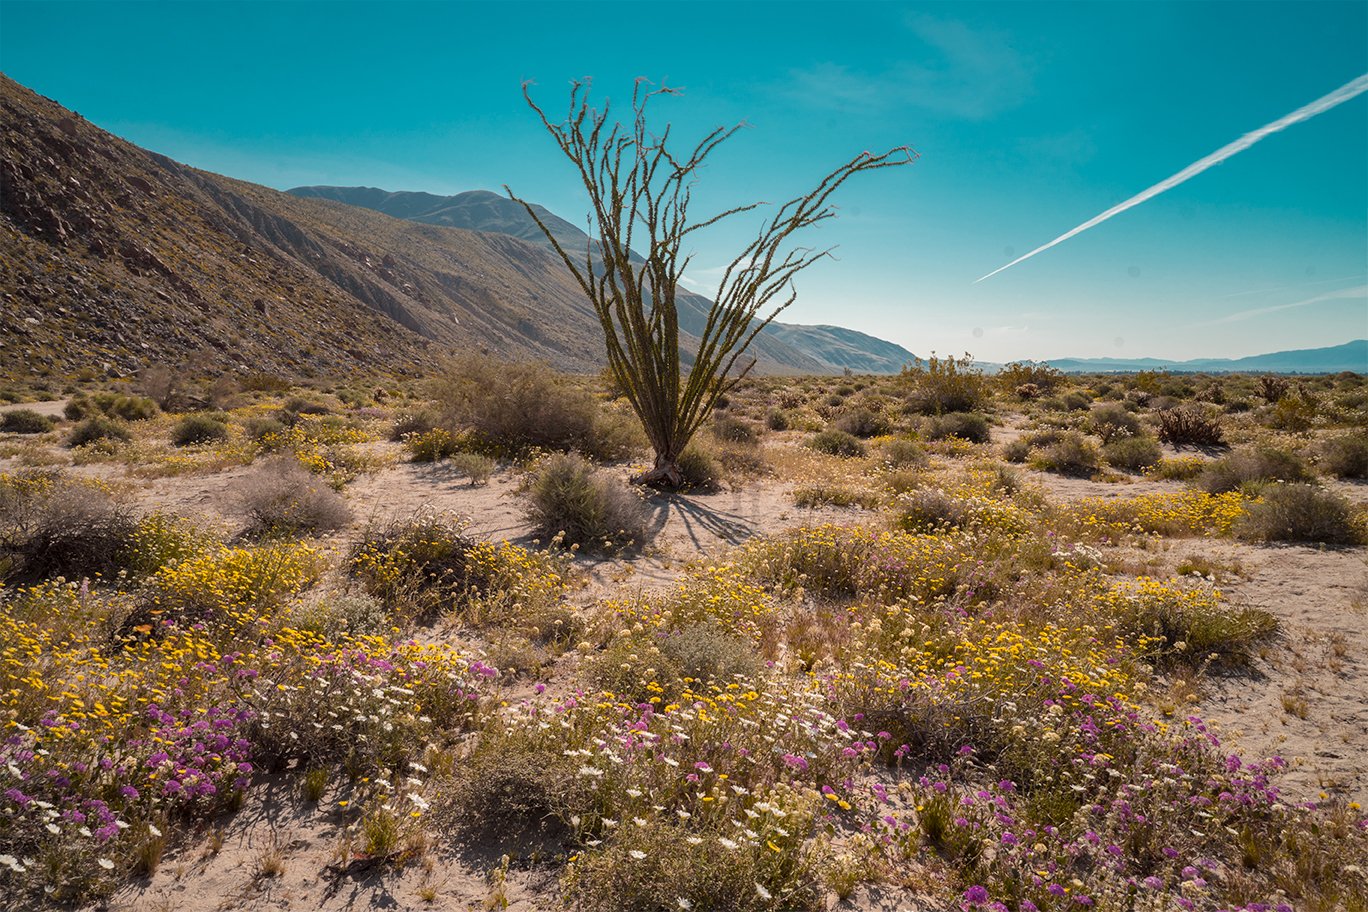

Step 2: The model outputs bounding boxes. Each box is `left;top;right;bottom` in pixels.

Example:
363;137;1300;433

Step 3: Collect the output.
1041;339;1367;374
288;185;920;375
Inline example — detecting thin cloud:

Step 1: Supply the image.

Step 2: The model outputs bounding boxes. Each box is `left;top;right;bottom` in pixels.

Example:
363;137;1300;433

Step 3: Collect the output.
1195;283;1368;327
975;73;1368;283
1219;273;1366;298
781;15;1030;120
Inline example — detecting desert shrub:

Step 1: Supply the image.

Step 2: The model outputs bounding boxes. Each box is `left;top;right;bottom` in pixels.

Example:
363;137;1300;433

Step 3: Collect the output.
1103;434;1163;472
793;483;882;509
892;487;970;532
64;393;157;422
349;512;481;621
291;593;389;639
0;473;138;584
1196;445;1313;494
764;408;791;431
997;361;1065;396
0;409;53;434
1086;403;1141;444
1059;390;1092;411
524;453;649;553
1264;389;1319;431
712;414;758;445
432;354;632;460
448;452;495;486
676;444;722;491
901;353;989;415
659;622;760;685
1235;483;1362;545
1315;433;1368;479
922;411;990;444
389;409;437;441
878;437;926;468
242;415;285;441
240;372;293;392
170;414;229;447
806;429;865;458
1155;405;1225;447
1002;438;1031;463
438;737;575;853
236;456;352;537
1258;375;1290;403
1147;456;1207;480
405;427;462;463
282;396;330;416
832;408;888;438
1100;579;1277;668
66;416;131;448
1030;431;1103;476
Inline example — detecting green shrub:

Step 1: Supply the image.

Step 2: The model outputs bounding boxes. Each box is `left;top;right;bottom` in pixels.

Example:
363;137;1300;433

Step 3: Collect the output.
659;622;760;686
448;452;495;486
1197;446;1313;494
832;408;888;438
922;412;990;444
0;409;54;434
1315;434;1368;479
764;409;791;431
878;438;926;468
711;414;758;445
1235;483;1362;545
893;487;969;532
1030;431;1103;476
807;429;866;458
524;453;650;553
1002;438;1031;463
1087;403;1141;443
349;512;483;622
67;416;131;448
405;427;462;463
170;414;229;447
65;393;157;422
900;353;989;415
1103;435;1163;472
236;457;352;537
242;415;285;441
676;444;722;491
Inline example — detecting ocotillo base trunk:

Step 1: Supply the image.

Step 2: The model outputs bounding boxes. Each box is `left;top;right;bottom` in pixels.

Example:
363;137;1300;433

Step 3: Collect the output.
632;453;685;489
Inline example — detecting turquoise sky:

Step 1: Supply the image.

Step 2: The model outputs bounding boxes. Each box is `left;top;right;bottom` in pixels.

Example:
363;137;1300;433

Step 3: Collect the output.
3;0;1366;362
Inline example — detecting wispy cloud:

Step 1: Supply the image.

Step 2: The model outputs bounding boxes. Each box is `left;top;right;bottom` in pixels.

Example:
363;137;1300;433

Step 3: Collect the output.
780;15;1030;120
1195;283;1368;327
974;73;1368;283
1219;273;1366;298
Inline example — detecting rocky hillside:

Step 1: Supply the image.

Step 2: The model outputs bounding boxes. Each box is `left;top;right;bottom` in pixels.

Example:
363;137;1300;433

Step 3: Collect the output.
0;77;612;381
291;186;918;374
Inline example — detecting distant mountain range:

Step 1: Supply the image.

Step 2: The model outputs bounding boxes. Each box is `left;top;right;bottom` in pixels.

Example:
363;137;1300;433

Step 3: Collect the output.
288;186;918;374
1041;340;1367;375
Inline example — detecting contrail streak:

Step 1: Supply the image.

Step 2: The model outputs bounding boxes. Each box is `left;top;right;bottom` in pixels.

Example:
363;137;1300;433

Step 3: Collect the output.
1194;283;1367;327
974;73;1368;283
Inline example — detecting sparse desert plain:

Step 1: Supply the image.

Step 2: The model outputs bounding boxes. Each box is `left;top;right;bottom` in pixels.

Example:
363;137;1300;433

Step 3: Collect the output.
2;360;1366;911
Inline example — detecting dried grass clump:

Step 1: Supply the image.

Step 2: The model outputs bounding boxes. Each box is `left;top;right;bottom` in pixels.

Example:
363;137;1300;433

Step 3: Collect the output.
236;456;352;537
524;453;650;553
1029;430;1103;477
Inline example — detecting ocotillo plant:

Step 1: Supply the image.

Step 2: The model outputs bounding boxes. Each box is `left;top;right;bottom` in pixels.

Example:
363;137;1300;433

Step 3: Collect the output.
509;78;913;488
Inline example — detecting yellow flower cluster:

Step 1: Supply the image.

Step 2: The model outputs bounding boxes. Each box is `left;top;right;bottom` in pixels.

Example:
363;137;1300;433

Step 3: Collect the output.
1067;490;1247;537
